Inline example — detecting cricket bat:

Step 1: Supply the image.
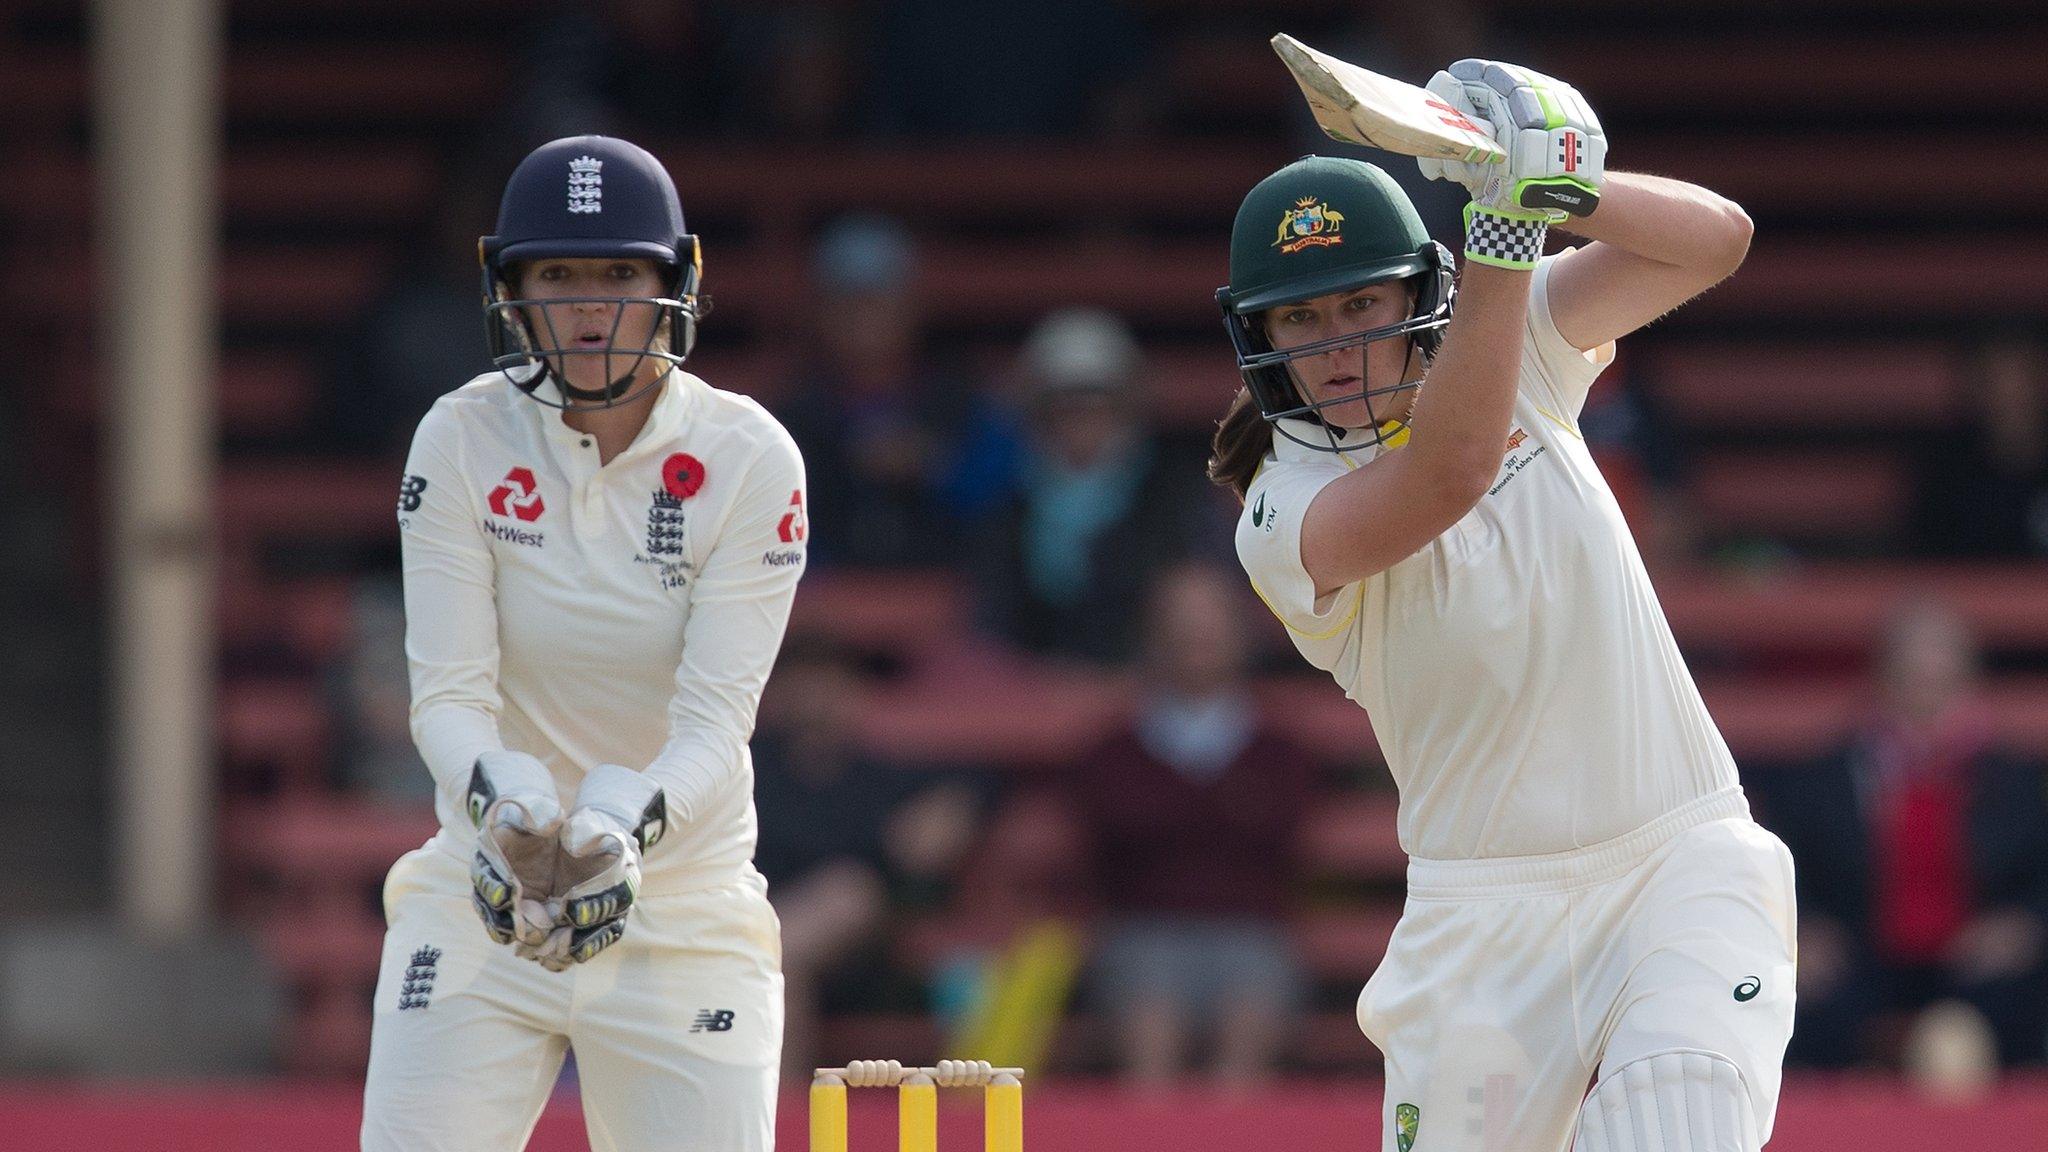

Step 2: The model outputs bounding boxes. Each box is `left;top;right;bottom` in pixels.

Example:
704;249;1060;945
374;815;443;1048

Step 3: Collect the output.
1271;34;1505;165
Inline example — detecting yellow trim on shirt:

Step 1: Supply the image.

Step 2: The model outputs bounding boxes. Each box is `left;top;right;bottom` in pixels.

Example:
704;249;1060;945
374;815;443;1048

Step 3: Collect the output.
1532;404;1584;439
1248;573;1364;641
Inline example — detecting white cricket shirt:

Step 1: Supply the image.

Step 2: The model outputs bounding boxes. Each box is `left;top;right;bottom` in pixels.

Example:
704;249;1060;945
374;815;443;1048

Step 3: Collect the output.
1237;254;1740;860
398;368;808;892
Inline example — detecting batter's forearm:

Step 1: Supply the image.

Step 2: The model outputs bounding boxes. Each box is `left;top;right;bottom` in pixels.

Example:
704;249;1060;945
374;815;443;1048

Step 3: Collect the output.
1554;171;1751;276
1406;261;1533;492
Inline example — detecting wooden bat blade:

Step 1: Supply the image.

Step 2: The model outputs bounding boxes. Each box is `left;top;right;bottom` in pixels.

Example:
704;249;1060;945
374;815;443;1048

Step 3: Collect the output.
1270;34;1505;164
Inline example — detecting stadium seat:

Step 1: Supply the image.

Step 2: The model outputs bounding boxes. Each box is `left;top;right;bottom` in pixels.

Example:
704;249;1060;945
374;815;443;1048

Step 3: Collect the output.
2;143;440;232
1649;341;1960;430
43;351;322;438
654;143;1275;235
1689;449;1908;541
7;246;392;327
219;678;334;794
787;569;971;657
1660;564;2048;654
221;795;435;1074
1167;29;2048;128
1701;674;2048;762
221;795;437;879
217;460;398;561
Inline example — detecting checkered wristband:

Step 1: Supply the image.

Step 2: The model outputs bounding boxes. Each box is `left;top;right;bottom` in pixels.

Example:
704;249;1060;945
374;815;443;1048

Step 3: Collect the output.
1463;203;1548;270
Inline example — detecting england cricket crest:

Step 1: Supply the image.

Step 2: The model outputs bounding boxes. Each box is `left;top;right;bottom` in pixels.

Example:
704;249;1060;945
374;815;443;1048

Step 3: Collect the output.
567;155;603;214
1274;196;1346;254
646;489;686;557
1395;1102;1419;1152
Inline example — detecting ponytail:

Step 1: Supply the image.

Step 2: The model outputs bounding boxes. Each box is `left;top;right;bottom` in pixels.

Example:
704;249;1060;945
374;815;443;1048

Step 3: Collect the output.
1207;386;1273;500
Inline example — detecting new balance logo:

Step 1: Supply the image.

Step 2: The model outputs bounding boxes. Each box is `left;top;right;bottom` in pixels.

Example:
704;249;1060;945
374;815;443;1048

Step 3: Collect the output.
398;945;442;1011
690;1009;735;1033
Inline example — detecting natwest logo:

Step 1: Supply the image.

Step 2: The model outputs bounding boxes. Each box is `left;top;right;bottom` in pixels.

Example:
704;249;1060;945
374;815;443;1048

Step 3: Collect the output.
487;467;545;522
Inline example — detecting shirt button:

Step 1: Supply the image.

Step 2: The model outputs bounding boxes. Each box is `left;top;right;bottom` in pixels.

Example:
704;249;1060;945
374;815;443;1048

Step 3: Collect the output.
580;438;592;448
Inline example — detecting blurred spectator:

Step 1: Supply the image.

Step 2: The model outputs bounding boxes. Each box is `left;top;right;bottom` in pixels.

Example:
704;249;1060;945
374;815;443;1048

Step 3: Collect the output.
973;309;1225;663
1581;353;1699;571
331;577;433;802
1754;599;2048;1069
752;637;982;1082
726;5;864;141
504;0;738;142
778;214;979;567
866;0;1154;138
928;791;1094;1069
1068;563;1315;1086
1912;326;2048;558
510;2;864;143
322;154;502;458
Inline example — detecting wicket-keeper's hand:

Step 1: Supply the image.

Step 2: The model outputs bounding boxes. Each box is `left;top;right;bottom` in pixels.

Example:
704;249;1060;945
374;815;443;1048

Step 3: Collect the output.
517;763;668;970
466;750;565;949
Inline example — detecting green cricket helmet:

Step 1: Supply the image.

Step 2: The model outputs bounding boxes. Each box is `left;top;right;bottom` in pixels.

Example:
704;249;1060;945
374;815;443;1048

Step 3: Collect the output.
1218;156;1453;452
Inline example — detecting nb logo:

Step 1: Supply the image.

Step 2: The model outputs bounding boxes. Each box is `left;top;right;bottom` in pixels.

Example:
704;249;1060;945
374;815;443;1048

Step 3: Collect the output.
1733;976;1761;1002
690;1009;735;1033
398;474;427;513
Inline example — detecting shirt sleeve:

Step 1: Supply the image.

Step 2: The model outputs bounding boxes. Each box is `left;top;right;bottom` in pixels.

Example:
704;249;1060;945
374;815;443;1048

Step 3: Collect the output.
1521;250;1618;428
398;400;505;800
642;422;809;822
1235;458;1355;638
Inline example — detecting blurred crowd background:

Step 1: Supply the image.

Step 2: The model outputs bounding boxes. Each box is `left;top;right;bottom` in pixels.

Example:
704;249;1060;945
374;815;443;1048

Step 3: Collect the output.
3;0;2047;1111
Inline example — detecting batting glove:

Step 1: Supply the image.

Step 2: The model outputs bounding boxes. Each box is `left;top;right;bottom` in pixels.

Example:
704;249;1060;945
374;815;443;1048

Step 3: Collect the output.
516;763;668;971
466;750;565;949
1418;59;1606;220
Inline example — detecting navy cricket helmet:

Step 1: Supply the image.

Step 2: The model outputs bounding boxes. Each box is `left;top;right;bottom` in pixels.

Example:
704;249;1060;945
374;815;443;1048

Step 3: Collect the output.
1219;156;1453;452
481;135;708;408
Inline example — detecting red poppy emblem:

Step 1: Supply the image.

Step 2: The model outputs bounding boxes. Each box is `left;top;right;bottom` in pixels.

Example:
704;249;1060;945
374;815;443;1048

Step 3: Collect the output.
662;453;705;499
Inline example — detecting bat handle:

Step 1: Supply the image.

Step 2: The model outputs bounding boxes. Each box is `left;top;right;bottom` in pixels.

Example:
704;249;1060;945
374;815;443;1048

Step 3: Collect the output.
1517;179;1599;218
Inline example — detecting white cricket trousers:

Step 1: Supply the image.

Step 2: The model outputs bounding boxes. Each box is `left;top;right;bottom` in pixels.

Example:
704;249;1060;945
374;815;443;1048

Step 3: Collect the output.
362;846;784;1152
1358;788;1797;1152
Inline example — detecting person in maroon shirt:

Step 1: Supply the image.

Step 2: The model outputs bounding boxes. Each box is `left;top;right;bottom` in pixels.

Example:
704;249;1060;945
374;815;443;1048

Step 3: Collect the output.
1069;562;1317;1085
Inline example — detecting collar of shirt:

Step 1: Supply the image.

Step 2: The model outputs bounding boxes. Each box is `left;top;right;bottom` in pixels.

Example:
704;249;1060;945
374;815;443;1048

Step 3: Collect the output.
1270;416;1396;466
528;368;705;463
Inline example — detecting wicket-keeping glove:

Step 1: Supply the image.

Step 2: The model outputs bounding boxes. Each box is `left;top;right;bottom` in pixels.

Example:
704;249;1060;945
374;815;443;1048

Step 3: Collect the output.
516;762;668;971
466;750;565;949
1418;59;1606;220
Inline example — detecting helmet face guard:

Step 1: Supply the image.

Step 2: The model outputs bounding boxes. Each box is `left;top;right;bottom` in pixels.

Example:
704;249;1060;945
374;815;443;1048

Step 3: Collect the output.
482;238;707;411
1220;239;1455;453
480;135;708;410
